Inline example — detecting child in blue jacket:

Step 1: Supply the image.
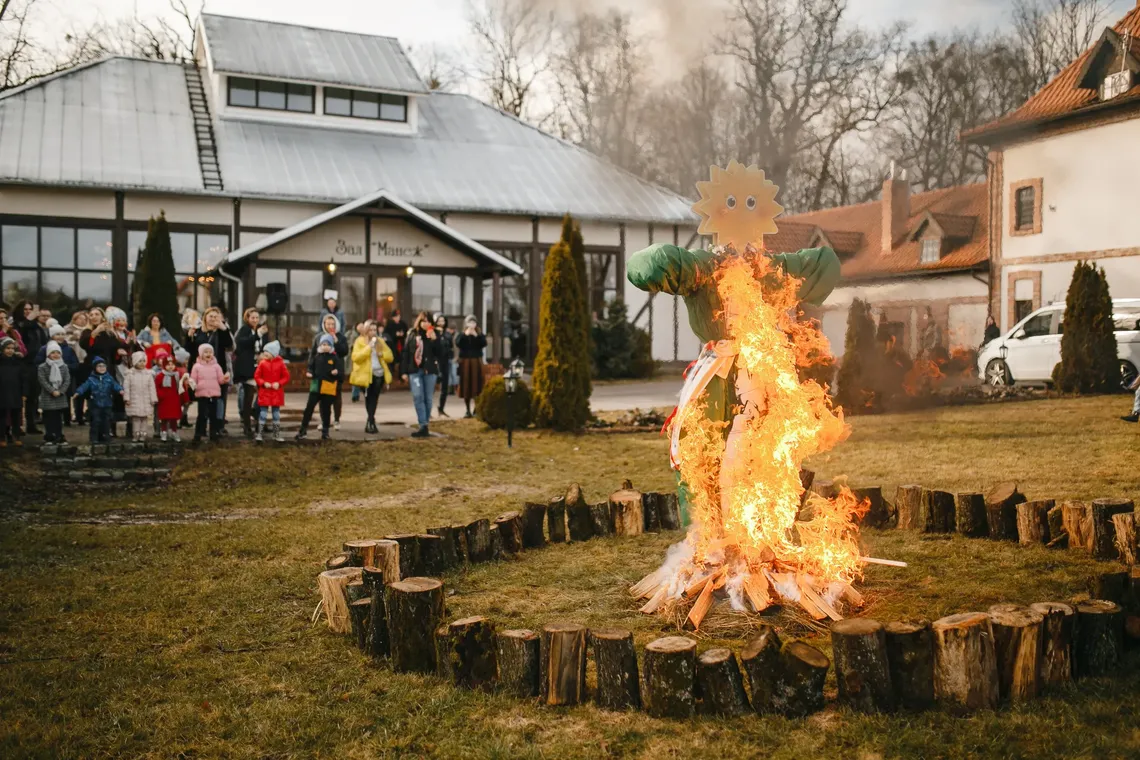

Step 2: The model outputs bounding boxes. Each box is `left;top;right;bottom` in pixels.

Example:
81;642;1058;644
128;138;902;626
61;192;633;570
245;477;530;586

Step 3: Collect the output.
74;356;123;443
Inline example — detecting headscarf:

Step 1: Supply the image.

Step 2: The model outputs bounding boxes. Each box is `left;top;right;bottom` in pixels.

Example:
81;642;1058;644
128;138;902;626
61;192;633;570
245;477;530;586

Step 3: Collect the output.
264;341;281;358
45;341;65;385
131;351;147;368
322;314;341;335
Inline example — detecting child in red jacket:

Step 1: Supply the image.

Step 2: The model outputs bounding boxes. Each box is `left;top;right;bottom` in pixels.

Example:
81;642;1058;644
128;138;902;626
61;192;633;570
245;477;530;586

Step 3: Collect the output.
154;354;185;442
253;340;289;443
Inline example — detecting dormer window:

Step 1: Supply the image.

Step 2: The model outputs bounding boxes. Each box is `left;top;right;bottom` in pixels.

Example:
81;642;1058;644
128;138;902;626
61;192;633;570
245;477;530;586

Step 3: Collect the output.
920;237;940;264
1102;69;1131;100
324;88;408;123
228;77;315;113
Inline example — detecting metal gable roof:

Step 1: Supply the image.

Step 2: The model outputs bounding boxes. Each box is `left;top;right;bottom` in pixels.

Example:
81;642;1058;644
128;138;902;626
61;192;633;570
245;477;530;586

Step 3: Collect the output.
200;13;429;95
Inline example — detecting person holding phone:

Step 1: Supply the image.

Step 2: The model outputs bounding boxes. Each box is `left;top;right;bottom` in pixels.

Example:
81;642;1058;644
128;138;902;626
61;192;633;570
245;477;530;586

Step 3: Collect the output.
456;315;488;418
400;312;446;438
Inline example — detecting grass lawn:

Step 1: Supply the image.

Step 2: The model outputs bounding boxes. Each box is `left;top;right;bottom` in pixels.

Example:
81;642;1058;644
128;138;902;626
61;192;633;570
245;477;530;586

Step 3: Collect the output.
3;394;1140;759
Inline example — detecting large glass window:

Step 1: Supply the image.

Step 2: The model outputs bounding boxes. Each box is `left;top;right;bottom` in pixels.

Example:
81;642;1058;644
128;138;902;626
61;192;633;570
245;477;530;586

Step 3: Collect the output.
585;251;618;320
1;225;36;267
1;224;114;320
41;228;74;268
290;269;324;313
412;274;443;315
228;76;315;113
170;232;195;273
81;229;114;271
324;87;408;123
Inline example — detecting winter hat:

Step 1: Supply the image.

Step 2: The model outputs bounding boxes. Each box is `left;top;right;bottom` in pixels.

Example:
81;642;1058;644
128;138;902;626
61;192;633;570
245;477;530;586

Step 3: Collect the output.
104;306;127;326
264;340;281;358
46;340;62;356
197;343;215;358
46;318;60;329
48;324;66;338
0;337;15;350
318;333;335;347
174;347;191;364
91;355;107;368
131;351;147;367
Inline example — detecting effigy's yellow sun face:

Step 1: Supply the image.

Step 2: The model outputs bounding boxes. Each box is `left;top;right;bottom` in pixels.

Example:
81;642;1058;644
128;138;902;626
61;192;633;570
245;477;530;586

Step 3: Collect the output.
693;161;784;251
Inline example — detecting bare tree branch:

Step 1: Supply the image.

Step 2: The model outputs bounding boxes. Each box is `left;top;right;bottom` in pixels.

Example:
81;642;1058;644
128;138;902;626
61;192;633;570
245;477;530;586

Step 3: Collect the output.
465;0;553;118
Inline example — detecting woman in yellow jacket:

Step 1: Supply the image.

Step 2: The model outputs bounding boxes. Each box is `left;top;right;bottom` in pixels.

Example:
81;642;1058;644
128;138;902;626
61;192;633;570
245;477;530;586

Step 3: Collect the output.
351;321;394;434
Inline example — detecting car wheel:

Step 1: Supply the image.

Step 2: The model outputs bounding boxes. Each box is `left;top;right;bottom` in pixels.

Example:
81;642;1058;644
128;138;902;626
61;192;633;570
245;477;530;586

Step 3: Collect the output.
1120;360;1137;393
985;359;1012;388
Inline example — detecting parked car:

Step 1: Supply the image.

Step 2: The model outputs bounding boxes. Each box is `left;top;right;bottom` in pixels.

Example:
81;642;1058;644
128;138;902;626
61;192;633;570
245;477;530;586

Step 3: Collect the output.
978;299;1140;389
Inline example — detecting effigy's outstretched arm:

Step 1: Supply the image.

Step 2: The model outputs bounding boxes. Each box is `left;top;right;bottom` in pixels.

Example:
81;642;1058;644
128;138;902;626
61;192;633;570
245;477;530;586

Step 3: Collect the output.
627;244;717;297
771;247;842;306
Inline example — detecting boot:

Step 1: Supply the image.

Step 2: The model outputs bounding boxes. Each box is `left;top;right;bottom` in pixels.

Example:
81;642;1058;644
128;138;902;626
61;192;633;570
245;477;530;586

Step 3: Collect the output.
243;418;253;439
273;424;284;443
254;423;264;443
411;425;430;438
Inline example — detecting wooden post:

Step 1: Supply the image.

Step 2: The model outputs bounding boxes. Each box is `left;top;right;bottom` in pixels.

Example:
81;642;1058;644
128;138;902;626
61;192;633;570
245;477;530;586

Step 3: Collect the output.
464;518;492;562
450;523;470;564
343;539;379;568
956;493;989;537
567;502;594;542
659;492;682;531
1016;500;1054;545
349;597;371;652
439;616;497;690
1061;501;1093;551
932;612;999;711
564;482;587;511
896;484;923;531
361;566;386;596
317;567;362;634
610;489;643;537
488;524;503;560
642;492;662;533
521;503;548;549
547;497;568;543
1090;569;1130;605
416;533;444;577
1047;506;1066;548
386;577;445;674
643;636;697;719
385;533;421;578
985;482;1025;541
695;648;750;717
589;502;613;537
831;618;895;713
540;623;588;706
426;525;460;570
1028;602;1074;687
434;624;452;680
884;620;935;710
372;539;401;583
591;629;641;710
1112;512;1138;565
740;626;783;713
368;579;389;659
988;604;1043;702
853;486;890;529
496;629;540;698
1091;499;1134;560
1074;600;1123;677
920;488;956;533
494;512;524;554
772;642;830;718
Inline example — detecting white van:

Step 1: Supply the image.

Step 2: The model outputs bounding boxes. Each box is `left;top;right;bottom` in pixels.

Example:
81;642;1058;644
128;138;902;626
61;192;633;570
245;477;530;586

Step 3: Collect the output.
977;298;1140;389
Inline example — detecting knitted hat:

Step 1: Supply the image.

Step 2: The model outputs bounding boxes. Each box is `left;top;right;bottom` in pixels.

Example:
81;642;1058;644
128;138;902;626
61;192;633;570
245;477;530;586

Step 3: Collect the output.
174;347;191;364
45;340;62;356
197;343;214;357
318;333;335;347
104;306;127;326
46;318;59;328
0;337;15;350
264;340;281;358
91;355;107;367
131;351;147;366
48;324;66;338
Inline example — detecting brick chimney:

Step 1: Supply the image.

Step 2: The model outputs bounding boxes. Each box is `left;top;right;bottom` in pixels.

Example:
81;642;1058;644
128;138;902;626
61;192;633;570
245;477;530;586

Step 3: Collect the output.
881;161;911;255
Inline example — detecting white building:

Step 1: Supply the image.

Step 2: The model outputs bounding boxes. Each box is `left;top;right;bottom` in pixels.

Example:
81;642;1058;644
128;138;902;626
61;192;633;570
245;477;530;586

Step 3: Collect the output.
964;3;1140;330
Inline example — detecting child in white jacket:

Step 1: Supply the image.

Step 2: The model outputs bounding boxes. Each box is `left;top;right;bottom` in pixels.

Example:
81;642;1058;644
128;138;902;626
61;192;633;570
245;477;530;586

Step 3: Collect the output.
123;351;158;441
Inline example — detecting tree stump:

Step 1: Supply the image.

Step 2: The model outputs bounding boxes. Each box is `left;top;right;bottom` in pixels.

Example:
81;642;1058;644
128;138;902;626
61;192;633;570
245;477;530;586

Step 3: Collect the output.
1091;499;1135;560
521;503;547;549
488;524;503;560
831;618;895;713
547;497;568;543
496;629;540;698
567;501;594;542
610;489;644;536
385;534;421;578
641;492;662;533
932;612;999;711
988;604;1043;702
985;483;1024;541
1047;505;1065;547
565;482;587;511
772;642;830;718
361;565;386;595
1028;602;1074;687
434;624;452;680
494;512;524;554
812;479;837;499
416;534;445;576
659;492;682;531
539;623;587;706
884;620;935;710
1112;512;1138;566
438;616;497;690
349;597;371;652
1074;600;1123;677
695;647;750;717
386;577;445;674
1017;500;1054;545
896;484;923;531
325;552;351;571
740;626;783;713
464;518;492;563
956;493;989;538
346;580;367;604
590;502;613;537
318;567;362;634
643;636;697;719
920;488;956;533
799;468;815;505
368;580;389;659
426;525;460;570
591;629;640;710
1090;569;1130;605
343;539;379;568
853;486;890;529
1061;501;1093;551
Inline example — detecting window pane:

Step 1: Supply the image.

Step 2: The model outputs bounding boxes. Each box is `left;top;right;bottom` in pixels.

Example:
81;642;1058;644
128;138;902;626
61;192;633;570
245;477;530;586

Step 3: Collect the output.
126;230;146;271
380;94;407;122
287;83;314;112
464;277;473;316
229;77;257;107
282;314;318;361
196;234;229;272
77;271;113;305
289;269;324;313
443;275;463;315
3;268;38;305
258;80;286;110
352;90;380;119
412;274;442;314
41;270;75;304
2;225;37;267
41;228;74;268
79;228;115;271
255;267;288;311
325;88;352;116
170;232;195;272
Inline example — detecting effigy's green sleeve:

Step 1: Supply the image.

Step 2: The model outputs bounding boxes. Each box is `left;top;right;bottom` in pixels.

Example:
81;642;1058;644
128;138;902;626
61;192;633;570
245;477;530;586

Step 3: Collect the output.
772;246;841;306
627;244;716;297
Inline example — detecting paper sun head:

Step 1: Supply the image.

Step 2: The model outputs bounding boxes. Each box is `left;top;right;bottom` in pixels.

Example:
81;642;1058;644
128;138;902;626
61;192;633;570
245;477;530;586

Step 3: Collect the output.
692;161;784;251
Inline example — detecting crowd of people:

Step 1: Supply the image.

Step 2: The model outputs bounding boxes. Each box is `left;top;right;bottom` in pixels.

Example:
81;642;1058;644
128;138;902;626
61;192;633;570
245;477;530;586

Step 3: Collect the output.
0;295;488;447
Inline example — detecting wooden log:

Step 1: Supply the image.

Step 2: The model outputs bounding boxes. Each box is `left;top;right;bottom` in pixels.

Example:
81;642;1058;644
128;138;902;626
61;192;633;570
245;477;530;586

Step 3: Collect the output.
464;518;492;563
772;642;830;718
434;624;452;680
643;636;697;719
426;525;460;570
589;502;613;537
896;484;923;531
920;488;956;533
884;620;935;710
547;497;567;543
1074;600;1123;677
539;623;588;706
567;501;594;542
1017;500;1054;545
496;629;540;698
368;579;389;659
659;492;682;531
1047;505;1065;547
343;539;379;568
591;629;640;710
812;479;836;499
610;489;643;536
1028;602;1074;687
416;534;444;577
695;647;750;717
450;524;470;564
346;580;368;604
853;486;890;529
1091;499;1135;560
349;597;371;652
641;492;662;533
373;539;401;583
361;565;386;595
985;482;1025;541
385;577;445;674
1112;512;1138;566
740;626;783;713
488;524;503;560
325;552;351;571
438;616;497;690
564;482;587;511
1089;569;1130;605
494;512;523;554
1061;501;1093;551
831;618;895;713
955;492;989;538
385;533;421;578
521;503;548;549
987;604;1043;702
932;612;999;711
317;567;362;634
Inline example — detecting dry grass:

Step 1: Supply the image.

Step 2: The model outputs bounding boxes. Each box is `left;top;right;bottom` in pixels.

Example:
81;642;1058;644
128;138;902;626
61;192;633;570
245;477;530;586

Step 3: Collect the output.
2;394;1140;759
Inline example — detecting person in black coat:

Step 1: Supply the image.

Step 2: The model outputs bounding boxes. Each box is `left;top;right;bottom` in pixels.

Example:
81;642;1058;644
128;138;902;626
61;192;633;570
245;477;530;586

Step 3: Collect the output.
383;309;407;357
310;313;349;429
233;307;269;437
0;337;25;445
295;333;345;441
433;313;456;418
190;307;234;433
13;301;48;433
400;312;447;438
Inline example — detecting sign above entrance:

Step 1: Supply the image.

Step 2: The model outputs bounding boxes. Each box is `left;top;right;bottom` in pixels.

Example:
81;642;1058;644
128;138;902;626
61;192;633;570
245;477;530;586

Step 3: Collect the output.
369;217;476;268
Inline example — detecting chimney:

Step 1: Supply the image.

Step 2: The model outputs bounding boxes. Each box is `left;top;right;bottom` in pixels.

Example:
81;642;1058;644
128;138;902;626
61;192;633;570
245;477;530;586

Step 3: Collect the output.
881;161;911;255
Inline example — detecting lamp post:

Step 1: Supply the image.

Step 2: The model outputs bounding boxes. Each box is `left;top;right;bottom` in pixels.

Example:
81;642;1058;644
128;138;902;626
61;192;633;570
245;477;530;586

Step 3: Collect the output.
504;358;524;448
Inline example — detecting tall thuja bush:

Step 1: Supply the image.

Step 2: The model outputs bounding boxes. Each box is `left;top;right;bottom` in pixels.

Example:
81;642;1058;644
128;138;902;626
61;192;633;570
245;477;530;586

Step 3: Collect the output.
134;212;181;336
835;298;880;411
593;299;656;379
1055;261;1118;393
562;214;594;383
532;238;591;430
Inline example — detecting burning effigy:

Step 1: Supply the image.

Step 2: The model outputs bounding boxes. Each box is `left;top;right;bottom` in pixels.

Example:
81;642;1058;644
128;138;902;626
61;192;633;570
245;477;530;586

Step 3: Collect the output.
627;161;891;629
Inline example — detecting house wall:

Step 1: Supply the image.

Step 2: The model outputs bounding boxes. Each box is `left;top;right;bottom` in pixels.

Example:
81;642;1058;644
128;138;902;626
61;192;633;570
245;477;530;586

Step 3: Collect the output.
0;187;115;218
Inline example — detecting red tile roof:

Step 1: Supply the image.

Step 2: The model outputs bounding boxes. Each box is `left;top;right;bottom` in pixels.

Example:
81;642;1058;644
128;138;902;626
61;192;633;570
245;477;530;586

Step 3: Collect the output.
964;6;1140;142
768;183;989;280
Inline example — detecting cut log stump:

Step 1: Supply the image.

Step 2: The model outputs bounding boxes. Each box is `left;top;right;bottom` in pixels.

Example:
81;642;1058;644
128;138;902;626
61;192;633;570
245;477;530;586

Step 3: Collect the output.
547;497;568;543
1017;500;1054;545
346;580;367;604
590;502;613;537
1090;569;1130;605
932;612;999;712
772;642;830;718
659;493;682;531
956;492;988;537
416;533;445;577
695;648;749;717
438;616;497;690
386;577;445;674
643;636;697;719
567;501;594;542
425;525;461;570
985;483;1025;541
884;620;935;710
1074;600;1124;678
325;552;351;571
1112;512;1138;566
464;519;492;563
988;604;1043;702
1047;506;1065;548
1062;501;1093;551
349;597;371;652
591;629;640;710
831;618;895;713
496;629;540;698
853;486;890;529
493;512;523;554
521;503;547;549
539;623;587;706
1091;499;1135;560
488;524;503;560
368;579;389;659
361;565;386;595
385;533;421;578
741;626;783;713
641;493;662;533
1028;602;1074;687
610;488;643;536
896;485;923;531
343;539;379;568
318;566;362;634
920;488;956;533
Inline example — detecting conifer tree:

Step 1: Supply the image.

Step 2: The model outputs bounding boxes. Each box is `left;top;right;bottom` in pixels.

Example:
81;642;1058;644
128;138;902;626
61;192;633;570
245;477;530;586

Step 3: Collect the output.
1056;260;1118;393
532;238;591;430
134;212;181;338
835;298;879;410
592;299;655;379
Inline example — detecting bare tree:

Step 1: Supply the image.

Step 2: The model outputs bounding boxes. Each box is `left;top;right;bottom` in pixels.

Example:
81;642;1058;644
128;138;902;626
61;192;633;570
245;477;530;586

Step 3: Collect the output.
1011;0;1111;92
407;42;466;91
466;0;554;118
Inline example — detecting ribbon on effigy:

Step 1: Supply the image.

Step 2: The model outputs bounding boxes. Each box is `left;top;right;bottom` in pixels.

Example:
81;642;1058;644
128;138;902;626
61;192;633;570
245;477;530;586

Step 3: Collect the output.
668;339;737;469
